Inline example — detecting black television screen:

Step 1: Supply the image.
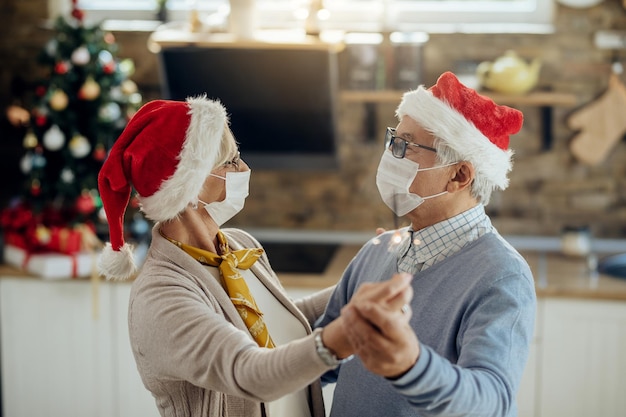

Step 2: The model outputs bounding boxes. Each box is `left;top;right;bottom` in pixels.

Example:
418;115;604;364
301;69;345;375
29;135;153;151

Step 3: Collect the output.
158;45;340;170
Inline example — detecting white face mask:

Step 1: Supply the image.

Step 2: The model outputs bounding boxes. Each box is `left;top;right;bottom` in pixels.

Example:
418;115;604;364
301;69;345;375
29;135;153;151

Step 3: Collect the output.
198;170;250;226
376;150;454;217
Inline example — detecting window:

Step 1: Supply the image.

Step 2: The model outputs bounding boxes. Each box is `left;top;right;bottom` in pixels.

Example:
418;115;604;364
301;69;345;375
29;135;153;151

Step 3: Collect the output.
75;0;554;33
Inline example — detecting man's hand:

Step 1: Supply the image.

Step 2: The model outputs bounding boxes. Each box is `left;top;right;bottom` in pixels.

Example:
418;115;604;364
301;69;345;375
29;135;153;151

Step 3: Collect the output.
341;274;420;378
321;273;413;360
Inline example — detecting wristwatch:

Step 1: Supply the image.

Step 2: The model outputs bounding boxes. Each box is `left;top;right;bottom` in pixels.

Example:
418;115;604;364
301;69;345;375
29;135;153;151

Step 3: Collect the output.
314;329;353;368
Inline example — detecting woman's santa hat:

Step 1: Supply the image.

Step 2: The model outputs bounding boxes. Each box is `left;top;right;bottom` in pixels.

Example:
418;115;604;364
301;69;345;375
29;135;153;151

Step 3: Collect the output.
97;96;227;280
396;71;523;190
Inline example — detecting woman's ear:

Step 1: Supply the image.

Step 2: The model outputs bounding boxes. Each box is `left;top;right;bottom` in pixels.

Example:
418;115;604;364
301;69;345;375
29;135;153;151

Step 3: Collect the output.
448;162;475;192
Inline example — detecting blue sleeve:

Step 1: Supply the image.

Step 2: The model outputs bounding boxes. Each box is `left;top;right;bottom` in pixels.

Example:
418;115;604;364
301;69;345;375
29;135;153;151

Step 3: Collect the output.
390;271;536;416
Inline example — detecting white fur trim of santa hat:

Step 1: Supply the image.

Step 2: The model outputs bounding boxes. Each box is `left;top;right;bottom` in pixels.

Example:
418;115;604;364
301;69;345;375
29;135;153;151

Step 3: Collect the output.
140;96;226;221
397;72;523;190
97;96;227;280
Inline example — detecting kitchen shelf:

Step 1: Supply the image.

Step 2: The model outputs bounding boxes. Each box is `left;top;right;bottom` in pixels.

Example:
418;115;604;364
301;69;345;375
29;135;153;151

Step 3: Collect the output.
339;89;579;150
339;89;578;107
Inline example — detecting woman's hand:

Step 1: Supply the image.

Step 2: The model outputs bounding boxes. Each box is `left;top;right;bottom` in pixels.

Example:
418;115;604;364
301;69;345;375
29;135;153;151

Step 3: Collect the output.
321;273;414;361
340;273;420;378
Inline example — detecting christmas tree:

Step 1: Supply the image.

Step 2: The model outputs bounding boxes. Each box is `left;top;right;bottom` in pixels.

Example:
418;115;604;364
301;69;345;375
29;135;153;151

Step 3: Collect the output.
1;0;143;256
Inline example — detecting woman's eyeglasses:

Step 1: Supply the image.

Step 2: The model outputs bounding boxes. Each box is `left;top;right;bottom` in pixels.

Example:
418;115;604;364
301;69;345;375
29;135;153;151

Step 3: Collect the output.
385;127;437;159
223;151;240;169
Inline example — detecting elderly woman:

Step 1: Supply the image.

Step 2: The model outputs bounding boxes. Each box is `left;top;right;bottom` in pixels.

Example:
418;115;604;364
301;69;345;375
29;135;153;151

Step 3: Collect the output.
97;96;413;417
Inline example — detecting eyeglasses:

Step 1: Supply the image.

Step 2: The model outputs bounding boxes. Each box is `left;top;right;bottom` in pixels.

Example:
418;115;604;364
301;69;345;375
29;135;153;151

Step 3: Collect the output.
385;127;437;159
223;151;240;169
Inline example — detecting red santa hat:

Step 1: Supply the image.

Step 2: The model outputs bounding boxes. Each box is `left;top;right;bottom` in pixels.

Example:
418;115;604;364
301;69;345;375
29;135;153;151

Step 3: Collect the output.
97;96;227;280
396;71;523;190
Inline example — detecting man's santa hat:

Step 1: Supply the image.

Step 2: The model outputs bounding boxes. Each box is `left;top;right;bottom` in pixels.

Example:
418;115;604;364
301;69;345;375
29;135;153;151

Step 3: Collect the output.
396;71;523;190
97;96;227;280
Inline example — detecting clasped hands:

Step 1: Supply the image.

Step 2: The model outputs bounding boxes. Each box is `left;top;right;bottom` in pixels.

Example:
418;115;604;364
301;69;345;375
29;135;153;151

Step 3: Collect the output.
322;273;420;379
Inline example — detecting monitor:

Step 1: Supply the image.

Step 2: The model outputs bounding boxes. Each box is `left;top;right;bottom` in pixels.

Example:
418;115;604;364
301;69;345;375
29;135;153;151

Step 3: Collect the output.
158;45;341;170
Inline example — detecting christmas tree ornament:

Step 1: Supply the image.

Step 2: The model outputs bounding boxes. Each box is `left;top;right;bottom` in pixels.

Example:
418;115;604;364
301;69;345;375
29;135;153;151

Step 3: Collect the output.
109;86;124;101
93;144;107;161
97;207;107;222
6;105;30;127
71;45;91;65
54;61;71;75
98;50;113;64
75;190;96;214
22;130;39;149
45;39;58;56
35;224;52;245
69;134;91;158
104;32;116;44
102;61;116;75
49;89;69;111
130;216;150;237
30;179;41;196
43;125;65;151
60;167;75;184
129;92;142;105
35;114;47;127
32;147;47;169
99;102;122;122
78;76;101;100
118;59;135;77
20;154;33;174
91;191;103;209
121;79;138;95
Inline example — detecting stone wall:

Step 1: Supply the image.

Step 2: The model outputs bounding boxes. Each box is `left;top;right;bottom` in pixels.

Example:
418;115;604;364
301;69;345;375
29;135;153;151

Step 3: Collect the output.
2;0;626;237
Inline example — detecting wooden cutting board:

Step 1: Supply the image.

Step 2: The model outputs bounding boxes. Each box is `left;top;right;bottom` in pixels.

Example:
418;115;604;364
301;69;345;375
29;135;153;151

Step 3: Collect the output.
568;72;626;166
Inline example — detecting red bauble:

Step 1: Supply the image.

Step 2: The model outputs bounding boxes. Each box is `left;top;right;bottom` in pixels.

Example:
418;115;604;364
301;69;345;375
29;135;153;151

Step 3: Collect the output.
92;144;107;161
130;195;141;209
35;115;47;126
54;61;69;75
103;61;116;74
30;180;41;197
35;86;47;97
75;192;96;215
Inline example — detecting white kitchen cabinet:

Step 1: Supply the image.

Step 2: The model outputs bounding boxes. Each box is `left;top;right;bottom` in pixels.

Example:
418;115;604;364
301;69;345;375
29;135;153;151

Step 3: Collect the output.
538;298;626;417
111;283;161;417
0;277;159;417
3;277;626;417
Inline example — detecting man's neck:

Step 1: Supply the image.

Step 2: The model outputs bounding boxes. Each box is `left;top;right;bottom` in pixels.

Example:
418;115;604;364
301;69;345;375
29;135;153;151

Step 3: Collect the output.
408;198;480;231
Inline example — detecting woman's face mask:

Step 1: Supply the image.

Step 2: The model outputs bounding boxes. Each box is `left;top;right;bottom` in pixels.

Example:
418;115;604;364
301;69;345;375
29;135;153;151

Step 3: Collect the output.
376;150;454;216
198;170;250;226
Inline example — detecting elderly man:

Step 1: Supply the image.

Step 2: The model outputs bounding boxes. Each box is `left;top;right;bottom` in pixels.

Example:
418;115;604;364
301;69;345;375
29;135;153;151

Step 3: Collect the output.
315;72;536;417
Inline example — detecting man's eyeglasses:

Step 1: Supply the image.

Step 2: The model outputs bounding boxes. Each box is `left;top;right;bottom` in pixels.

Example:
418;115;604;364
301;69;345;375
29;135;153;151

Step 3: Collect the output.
385;127;437;159
224;151;240;169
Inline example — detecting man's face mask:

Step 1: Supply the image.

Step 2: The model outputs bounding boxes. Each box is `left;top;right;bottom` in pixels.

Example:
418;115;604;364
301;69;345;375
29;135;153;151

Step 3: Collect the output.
376;150;455;216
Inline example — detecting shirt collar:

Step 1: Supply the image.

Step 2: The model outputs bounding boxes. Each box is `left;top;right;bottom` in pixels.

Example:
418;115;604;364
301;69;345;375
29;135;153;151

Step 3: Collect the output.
409;204;492;265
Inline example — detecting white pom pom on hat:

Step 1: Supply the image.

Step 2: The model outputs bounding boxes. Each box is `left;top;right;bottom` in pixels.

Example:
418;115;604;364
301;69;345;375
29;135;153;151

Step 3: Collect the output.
97;96;227;280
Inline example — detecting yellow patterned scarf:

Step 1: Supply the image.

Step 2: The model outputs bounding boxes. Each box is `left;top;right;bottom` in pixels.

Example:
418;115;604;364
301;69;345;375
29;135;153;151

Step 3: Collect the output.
160;229;275;348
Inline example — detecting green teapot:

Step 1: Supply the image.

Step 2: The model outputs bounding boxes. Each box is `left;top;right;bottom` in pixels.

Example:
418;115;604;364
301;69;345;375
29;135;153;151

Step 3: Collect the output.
476;50;541;95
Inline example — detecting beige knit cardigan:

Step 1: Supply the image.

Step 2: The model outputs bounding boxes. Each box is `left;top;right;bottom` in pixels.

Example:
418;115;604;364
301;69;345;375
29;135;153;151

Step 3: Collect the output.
128;225;335;417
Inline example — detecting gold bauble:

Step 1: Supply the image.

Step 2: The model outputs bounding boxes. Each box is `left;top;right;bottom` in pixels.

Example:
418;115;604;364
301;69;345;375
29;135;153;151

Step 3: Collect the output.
23;130;39;148
79;77;101;101
49;89;69;111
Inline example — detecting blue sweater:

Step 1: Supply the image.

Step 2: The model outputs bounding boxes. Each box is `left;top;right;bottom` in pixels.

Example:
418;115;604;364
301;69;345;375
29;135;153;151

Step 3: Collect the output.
316;230;536;417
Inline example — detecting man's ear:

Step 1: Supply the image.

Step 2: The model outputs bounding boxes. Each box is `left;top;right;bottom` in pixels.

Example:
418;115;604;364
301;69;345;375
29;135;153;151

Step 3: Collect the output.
447;162;474;192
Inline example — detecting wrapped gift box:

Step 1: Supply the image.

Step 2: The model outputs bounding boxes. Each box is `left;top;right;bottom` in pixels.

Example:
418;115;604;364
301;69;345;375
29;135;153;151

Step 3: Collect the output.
3;244;97;279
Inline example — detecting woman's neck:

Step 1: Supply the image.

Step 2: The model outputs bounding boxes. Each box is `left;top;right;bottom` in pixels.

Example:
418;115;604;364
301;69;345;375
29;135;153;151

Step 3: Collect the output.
159;206;220;253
